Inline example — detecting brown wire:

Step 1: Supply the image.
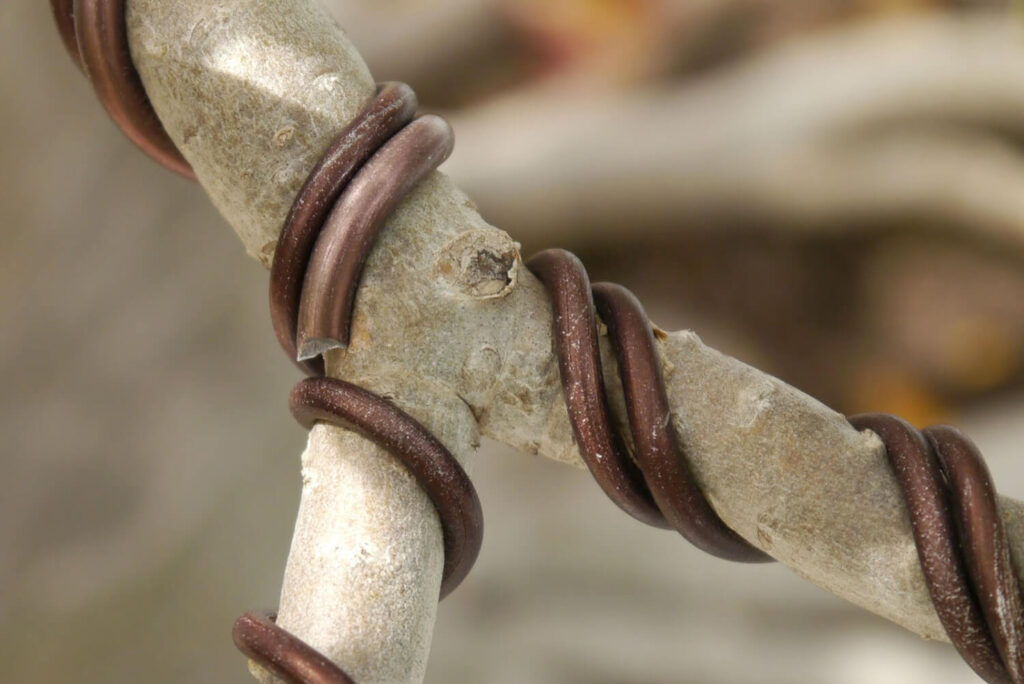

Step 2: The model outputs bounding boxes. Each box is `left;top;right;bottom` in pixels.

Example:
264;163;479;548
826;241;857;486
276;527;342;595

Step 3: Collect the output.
290;376;483;599
270;82;419;377
526;246;1024;681
233;612;356;684
294;114;454;359
849;416;1024;683
235;99;479;680
527;245;1024;681
49;0;194;178
527;248;769;562
849;414;1009;683
51;6;1024;682
926;425;1024;682
50;3;479;676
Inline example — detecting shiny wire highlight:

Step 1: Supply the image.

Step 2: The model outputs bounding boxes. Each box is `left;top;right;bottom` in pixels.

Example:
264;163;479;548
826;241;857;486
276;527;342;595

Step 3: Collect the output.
50;3;1024;680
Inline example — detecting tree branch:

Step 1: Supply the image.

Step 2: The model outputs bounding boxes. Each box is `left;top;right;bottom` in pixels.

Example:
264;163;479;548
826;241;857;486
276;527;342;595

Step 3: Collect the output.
125;2;1024;682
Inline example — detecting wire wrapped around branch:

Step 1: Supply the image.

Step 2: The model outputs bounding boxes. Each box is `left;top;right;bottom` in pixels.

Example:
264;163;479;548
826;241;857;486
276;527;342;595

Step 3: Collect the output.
49;2;1024;681
529;247;1024;684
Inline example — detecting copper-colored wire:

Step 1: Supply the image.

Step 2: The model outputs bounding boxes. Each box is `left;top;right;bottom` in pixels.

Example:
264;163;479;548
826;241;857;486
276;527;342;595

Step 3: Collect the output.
233;611;356;684
237;93;478;680
51;5;1024;682
289;376;483;600
51;4;480;680
528;249;769;562
270;82;419;377
527;247;1024;682
50;0;194;178
294;114;454;360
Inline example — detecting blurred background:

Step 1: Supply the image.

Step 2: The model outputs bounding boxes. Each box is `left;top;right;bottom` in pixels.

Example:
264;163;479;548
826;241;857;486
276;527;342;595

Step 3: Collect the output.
5;0;1024;681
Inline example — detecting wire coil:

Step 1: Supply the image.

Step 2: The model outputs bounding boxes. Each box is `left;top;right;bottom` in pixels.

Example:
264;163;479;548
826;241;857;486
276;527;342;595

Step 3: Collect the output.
50;3;1024;681
242;82;484;682
528;247;1024;684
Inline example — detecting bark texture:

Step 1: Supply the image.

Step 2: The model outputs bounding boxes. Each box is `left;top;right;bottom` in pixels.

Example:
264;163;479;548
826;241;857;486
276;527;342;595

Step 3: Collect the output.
124;1;1024;682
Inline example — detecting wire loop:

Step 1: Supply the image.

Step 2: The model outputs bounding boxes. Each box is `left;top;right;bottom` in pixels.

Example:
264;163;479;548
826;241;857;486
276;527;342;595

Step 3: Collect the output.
52;7;1024;681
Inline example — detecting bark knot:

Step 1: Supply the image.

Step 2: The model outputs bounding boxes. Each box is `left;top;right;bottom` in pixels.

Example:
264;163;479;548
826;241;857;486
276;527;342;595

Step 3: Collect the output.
436;229;520;299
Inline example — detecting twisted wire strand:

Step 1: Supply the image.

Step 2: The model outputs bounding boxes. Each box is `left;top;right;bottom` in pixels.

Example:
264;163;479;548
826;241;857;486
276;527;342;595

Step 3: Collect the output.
49;6;1024;682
